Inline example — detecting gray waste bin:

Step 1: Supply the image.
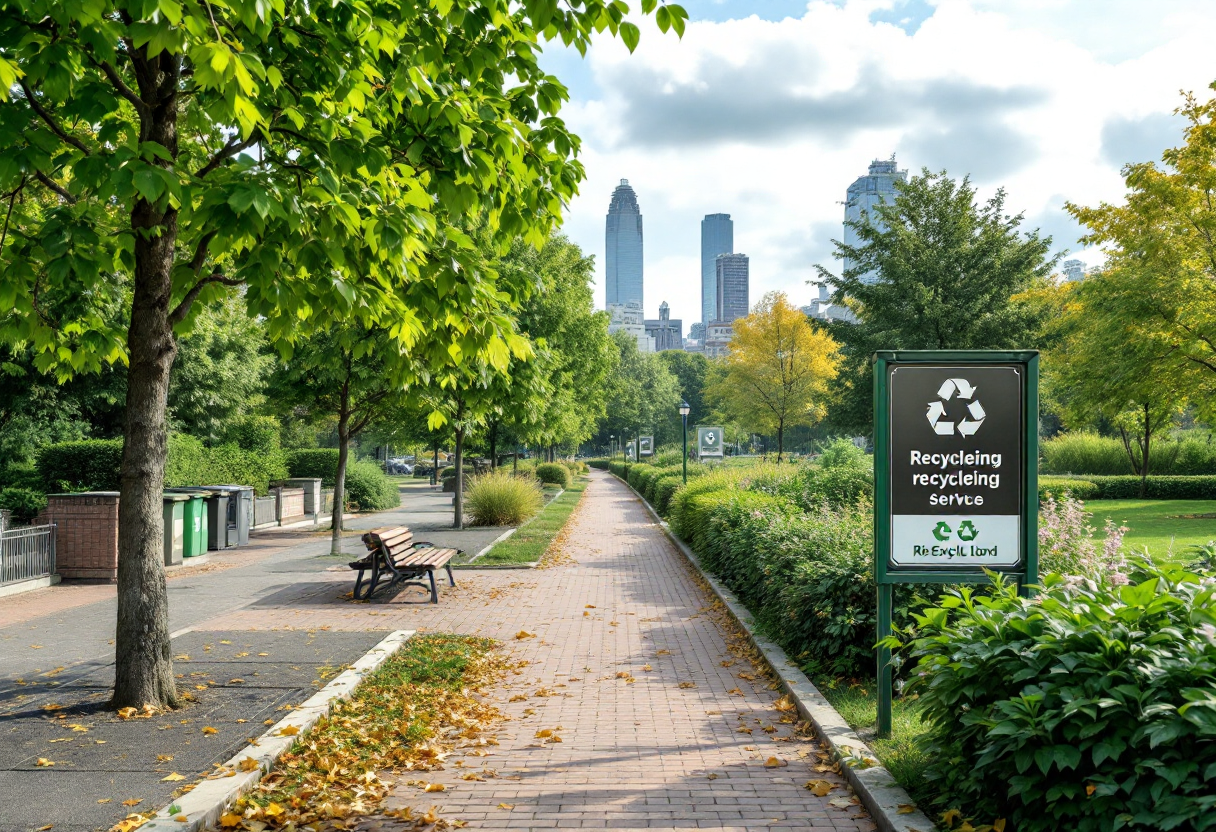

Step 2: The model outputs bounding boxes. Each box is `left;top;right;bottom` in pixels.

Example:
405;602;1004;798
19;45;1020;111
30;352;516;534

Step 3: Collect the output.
204;490;231;550
209;485;253;546
162;493;188;566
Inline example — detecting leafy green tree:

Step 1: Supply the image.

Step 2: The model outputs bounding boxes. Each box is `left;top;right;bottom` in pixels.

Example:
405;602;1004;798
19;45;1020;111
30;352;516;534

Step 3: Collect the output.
1046;266;1195;494
815;170;1057;433
1067;87;1216;391
169;293;271;444
0;0;685;708
658;349;709;440
599;331;681;446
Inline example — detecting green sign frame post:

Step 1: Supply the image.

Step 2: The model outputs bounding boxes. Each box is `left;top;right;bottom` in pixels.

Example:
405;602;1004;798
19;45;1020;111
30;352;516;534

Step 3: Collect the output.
873;350;1039;737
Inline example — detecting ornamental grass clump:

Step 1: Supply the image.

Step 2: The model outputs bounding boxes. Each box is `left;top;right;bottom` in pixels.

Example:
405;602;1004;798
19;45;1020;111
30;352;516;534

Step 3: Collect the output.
903;564;1216;832
464;470;544;527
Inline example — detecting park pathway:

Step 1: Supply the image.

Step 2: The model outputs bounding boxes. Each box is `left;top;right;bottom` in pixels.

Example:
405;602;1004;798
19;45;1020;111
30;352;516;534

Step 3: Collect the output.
361;472;875;831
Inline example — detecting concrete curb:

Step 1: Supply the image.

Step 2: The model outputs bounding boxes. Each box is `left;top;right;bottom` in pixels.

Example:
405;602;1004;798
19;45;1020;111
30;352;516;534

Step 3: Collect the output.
0;573;60;598
612;474;935;832
137;629;414;831
465;527;518;563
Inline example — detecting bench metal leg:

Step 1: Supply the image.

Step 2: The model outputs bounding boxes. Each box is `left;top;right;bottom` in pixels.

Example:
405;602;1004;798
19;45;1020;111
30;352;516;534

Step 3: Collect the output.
427;569;438;603
445;564;456;587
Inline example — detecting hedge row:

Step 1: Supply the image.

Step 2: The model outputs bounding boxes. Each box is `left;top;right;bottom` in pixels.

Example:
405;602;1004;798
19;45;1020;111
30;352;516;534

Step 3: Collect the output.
1039;474;1216;500
38;436;289;494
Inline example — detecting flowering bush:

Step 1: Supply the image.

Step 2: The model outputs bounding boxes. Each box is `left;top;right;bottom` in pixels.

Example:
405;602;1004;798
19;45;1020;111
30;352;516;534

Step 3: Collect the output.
1038;495;1128;583
904;565;1216;831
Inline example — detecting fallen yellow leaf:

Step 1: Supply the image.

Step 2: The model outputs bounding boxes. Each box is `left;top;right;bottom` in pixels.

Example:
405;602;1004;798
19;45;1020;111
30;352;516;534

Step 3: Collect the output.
157;754;173;762
264;802;285;818
161;772;185;782
173;815;187;823
35;758;55;767
641;664;653;671
764;756;787;768
656;649;671;656
806;779;835;796
535;729;553;738
897;803;917;814
238;757;260;772
585;604;595;608
122;799;143;807
829;796;854;809
424;783;445;792
219;813;243;828
69;724;89;732
498;804;514;810
616;671;631;679
277;725;300;736
98;799;112;804
202;726;218;735
514;631;535;639
36;824;53;830
678;681;696;689
117;707;137;720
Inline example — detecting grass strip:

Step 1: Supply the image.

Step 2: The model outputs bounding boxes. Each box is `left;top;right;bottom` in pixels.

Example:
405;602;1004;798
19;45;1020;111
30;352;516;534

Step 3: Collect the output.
221;634;506;830
475;476;588;566
814;677;934;809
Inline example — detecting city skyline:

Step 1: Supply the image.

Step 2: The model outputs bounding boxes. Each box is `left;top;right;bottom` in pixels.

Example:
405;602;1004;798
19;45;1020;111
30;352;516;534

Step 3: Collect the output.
701;213;733;326
546;0;1216;328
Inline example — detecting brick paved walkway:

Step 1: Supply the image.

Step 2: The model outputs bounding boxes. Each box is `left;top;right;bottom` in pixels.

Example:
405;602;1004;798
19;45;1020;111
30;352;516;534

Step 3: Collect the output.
200;472;874;831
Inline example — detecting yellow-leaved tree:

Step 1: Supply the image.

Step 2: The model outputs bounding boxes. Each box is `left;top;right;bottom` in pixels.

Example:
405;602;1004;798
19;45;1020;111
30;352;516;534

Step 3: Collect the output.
707;292;841;461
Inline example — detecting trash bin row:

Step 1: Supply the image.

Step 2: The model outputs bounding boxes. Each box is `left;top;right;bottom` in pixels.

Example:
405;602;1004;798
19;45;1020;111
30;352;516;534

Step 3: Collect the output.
160;485;252;566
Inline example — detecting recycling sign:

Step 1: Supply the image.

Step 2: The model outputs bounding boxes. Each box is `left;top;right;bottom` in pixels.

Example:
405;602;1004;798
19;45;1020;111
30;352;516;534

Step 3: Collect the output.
875;354;1038;580
926;378;985;437
698;426;725;458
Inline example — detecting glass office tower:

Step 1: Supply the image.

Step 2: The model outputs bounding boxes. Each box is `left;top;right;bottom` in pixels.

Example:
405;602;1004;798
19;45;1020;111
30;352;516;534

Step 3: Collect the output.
606;179;644;309
701;213;733;326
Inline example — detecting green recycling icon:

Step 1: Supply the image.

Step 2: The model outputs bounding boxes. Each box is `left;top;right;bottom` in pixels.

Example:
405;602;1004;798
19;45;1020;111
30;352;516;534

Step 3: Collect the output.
957;521;979;541
932;521;952;541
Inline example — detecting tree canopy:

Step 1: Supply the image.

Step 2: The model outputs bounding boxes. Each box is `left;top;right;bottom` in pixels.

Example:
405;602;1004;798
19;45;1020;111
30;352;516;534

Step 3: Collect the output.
706;291;839;461
816;169;1057;433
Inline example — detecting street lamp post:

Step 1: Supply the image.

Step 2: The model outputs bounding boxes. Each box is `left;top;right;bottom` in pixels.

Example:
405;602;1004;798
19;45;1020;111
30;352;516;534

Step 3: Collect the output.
679;400;690;484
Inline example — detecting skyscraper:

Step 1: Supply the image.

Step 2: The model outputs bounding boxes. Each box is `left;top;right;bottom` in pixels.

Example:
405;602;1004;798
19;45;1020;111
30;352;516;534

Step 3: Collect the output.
842;157;907;285
606;179;643;309
701;213;733;326
715;253;749;324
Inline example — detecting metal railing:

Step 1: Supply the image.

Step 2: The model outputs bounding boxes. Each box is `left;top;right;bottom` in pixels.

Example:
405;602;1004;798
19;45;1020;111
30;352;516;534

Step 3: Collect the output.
253;496;278;528
1;524;56;587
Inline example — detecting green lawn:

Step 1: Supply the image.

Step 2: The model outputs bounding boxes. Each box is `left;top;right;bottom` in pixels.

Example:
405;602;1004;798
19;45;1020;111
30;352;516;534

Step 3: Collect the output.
474;477;588;566
1087;499;1216;561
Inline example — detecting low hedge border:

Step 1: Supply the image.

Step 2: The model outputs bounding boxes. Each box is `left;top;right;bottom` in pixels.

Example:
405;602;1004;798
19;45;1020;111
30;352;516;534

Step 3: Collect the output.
609;470;932;832
1038;474;1216;500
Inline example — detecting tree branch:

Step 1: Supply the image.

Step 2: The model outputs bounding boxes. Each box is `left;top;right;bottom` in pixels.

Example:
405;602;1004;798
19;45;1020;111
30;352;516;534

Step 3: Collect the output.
194;135;259;179
169;273;245;325
33;171;76;204
19;81;91;155
93;58;151;120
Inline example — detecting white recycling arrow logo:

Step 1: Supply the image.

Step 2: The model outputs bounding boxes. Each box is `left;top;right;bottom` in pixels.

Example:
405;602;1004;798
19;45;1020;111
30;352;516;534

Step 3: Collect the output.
926;378;985;437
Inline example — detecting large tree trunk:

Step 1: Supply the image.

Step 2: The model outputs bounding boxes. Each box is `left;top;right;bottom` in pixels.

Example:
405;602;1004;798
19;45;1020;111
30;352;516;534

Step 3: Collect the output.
330;387;351;555
113;53;181;711
453;427;465;529
488;421;498;471
776;419;785;463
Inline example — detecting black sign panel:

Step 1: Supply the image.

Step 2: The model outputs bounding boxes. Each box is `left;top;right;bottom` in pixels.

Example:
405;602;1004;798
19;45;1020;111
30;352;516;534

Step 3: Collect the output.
890;364;1023;516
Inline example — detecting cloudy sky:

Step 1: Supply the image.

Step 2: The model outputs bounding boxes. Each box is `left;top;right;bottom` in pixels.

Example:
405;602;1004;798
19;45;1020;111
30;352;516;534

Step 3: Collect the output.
538;0;1216;327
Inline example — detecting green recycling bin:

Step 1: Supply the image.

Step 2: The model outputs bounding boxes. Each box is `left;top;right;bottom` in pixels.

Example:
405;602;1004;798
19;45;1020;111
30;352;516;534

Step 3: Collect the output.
162;493;188;566
166;489;209;557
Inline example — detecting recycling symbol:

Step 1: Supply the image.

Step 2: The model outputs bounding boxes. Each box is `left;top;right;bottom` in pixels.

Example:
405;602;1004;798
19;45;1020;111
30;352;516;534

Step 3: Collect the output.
956;521;978;541
926;378;985;437
932;522;952;541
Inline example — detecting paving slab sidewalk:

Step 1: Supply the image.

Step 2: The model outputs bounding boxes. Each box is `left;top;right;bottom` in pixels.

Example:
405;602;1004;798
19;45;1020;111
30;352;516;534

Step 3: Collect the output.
0;629;386;832
190;472;878;831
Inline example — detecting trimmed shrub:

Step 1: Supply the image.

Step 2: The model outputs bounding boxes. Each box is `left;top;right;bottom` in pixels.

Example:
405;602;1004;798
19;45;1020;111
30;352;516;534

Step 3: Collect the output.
535;462;571;488
905;565;1216;831
1087;474;1216;499
815;437;871;470
1038;475;1099;501
464;470;544;527
652;474;685;516
0;487;48;524
343;461;399;511
37;439;123;491
286;449;342;485
797;465;873;509
588;458;610;470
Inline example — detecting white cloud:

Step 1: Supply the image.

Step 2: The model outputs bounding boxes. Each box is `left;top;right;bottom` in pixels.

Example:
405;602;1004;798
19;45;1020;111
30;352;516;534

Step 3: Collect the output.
543;0;1216;327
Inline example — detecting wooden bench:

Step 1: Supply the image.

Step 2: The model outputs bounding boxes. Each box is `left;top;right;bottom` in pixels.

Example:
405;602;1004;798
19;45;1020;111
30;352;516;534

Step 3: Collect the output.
348;526;460;602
